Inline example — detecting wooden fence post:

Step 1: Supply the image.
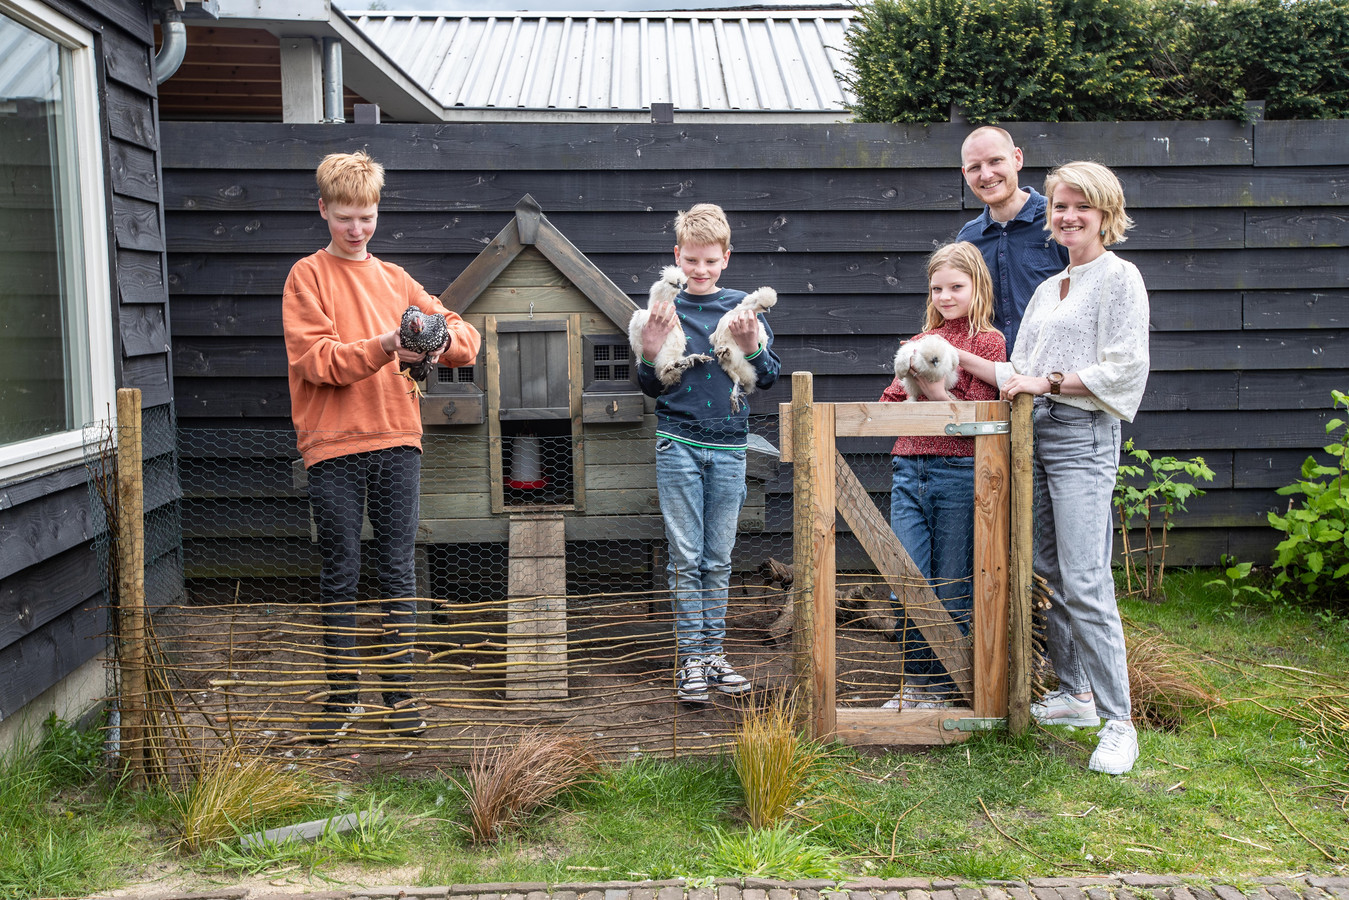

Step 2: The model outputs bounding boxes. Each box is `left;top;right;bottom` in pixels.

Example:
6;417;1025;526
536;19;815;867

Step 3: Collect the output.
790;373;816;731
1007;394;1035;734
115;388;147;783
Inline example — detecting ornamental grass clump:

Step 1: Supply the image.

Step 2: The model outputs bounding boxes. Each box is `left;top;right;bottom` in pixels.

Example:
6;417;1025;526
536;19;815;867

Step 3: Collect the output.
171;743;332;853
1126;630;1220;730
732;693;832;830
454;729;600;844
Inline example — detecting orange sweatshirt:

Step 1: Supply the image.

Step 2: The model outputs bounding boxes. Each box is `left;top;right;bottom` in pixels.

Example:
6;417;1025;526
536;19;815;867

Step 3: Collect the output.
283;249;482;468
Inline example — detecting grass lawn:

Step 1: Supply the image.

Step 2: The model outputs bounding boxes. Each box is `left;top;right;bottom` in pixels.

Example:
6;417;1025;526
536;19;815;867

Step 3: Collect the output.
2;570;1346;899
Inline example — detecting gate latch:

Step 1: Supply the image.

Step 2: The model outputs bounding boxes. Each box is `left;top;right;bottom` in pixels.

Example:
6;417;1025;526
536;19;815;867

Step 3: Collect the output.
942;717;1007;732
944;422;1010;437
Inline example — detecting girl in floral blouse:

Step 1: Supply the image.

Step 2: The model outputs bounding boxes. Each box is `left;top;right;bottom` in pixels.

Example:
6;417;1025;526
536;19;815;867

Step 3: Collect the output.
880;241;1005;710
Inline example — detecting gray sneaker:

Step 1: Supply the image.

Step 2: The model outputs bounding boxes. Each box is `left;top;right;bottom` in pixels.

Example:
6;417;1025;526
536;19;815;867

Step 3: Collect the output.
1031;690;1101;727
676;657;709;703
704;654;751;695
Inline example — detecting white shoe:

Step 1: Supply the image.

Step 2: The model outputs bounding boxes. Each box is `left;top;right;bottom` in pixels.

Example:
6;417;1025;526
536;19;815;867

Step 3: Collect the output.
1089;720;1139;774
881;687;951;710
1031;690;1101;727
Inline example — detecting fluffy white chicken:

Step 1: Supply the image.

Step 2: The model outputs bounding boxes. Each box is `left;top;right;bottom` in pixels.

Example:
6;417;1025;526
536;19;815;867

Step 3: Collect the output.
892;333;959;401
710;286;777;412
627;265;711;387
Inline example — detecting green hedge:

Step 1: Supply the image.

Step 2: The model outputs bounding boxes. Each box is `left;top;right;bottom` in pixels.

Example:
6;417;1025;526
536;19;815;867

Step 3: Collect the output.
841;0;1349;123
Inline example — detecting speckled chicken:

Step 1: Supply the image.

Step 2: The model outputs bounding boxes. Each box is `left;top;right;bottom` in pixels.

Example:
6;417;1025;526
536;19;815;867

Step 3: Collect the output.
398;305;448;388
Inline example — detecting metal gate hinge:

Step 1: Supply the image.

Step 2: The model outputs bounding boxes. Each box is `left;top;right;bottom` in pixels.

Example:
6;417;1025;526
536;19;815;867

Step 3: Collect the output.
945;421;1010;437
942;717;1007;732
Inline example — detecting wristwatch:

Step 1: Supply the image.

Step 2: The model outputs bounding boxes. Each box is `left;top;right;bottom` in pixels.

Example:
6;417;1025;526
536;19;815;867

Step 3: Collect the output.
1047;372;1064;395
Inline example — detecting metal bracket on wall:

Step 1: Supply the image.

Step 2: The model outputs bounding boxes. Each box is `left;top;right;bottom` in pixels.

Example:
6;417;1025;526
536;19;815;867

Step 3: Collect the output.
945;421;1010;437
942;717;1007;732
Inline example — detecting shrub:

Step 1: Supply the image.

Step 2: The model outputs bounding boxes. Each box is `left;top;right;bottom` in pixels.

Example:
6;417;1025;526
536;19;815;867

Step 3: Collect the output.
1154;0;1349;120
842;0;1349;123
1266;390;1349;610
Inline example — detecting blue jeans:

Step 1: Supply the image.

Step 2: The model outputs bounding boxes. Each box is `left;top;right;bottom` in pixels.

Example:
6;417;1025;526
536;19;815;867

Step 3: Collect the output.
656;438;748;663
889;454;975;691
307;446;421;708
1033;399;1131;721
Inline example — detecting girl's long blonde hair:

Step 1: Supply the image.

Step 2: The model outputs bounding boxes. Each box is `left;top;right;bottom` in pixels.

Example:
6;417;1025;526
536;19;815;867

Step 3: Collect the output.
922;241;999;339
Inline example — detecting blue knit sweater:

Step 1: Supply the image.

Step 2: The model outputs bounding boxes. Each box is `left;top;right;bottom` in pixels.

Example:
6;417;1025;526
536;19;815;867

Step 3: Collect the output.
636;287;781;449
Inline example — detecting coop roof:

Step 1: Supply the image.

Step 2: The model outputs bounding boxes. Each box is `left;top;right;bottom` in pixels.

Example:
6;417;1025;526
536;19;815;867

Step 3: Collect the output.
349;7;858;122
440;195;639;331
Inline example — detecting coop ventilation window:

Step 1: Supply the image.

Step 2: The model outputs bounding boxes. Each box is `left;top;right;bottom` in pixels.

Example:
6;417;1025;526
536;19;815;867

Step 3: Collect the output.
435;366;476;385
582;335;638;393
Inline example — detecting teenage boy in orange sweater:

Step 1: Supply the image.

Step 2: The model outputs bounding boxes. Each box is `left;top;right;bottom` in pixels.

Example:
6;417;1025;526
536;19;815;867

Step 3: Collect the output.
283;150;481;742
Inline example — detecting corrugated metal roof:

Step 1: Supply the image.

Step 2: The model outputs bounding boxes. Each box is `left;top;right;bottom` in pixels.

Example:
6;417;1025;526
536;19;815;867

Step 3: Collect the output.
350;9;856;118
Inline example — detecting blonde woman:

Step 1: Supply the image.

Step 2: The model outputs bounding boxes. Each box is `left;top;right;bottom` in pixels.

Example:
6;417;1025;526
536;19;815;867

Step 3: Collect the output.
959;161;1150;774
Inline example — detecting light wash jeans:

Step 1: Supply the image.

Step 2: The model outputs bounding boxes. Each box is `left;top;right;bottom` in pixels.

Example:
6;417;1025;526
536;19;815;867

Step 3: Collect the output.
307;445;421;709
889;454;975;691
656;437;748;663
1033;399;1132;722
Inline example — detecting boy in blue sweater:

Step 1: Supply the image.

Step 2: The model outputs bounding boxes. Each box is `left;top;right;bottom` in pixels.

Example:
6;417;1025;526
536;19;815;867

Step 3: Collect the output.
636;203;781;704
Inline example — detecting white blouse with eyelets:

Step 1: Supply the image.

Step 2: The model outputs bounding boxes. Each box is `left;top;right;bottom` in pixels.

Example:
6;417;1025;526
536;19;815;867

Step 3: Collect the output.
993;250;1151;422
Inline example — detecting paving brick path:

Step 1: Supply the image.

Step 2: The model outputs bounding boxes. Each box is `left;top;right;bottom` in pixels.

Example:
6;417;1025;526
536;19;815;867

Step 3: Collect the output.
104;875;1349;900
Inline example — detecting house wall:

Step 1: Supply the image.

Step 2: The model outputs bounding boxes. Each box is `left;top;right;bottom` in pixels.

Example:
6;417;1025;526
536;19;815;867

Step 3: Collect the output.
162;120;1349;569
0;0;177;733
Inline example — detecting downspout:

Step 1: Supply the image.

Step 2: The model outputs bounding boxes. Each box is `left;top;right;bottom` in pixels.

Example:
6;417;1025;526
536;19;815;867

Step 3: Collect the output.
154;6;186;85
322;37;345;123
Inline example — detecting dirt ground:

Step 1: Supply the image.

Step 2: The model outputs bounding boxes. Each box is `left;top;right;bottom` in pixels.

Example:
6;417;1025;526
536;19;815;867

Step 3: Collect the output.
136;574;914;777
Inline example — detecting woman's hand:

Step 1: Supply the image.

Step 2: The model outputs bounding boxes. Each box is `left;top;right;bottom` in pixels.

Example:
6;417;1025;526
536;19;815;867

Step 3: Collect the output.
1001;372;1051;399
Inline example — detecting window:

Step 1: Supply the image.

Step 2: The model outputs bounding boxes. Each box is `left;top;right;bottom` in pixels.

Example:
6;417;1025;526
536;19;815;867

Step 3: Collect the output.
0;0;113;482
581;335;638;393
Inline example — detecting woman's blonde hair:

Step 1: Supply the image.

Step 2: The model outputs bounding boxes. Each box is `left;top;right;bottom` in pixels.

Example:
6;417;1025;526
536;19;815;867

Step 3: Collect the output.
1043;161;1134;246
923;242;997;338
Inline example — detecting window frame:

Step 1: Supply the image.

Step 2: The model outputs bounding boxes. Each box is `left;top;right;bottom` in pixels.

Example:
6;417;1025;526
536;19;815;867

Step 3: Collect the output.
0;0;116;484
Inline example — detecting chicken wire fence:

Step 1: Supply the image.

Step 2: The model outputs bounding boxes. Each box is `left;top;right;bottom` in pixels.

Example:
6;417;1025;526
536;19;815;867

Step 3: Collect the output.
88;402;1003;781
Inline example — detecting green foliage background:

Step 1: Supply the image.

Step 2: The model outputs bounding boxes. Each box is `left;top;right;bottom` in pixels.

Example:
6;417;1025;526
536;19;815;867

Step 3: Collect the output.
842;0;1349;123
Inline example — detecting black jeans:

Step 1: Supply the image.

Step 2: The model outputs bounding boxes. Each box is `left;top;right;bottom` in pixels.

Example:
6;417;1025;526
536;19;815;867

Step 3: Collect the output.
307;446;421;708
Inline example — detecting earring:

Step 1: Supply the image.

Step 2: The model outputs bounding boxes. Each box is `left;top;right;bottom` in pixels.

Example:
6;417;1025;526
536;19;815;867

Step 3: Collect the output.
1100;230;1106;237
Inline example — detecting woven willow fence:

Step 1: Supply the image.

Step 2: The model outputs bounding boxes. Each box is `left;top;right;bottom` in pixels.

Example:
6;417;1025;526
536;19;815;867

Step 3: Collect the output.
94;382;1032;783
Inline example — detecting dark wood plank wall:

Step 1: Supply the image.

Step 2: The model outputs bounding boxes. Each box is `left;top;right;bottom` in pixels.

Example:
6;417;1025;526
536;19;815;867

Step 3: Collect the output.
161;120;1348;571
0;0;178;720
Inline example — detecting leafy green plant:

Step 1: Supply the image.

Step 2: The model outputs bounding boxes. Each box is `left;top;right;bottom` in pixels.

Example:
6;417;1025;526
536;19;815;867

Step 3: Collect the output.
1266;390;1349;611
705;825;845;879
1203;554;1266;615
1114;440;1214;601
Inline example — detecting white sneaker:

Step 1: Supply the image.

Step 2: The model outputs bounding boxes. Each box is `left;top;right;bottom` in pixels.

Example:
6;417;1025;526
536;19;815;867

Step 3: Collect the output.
1089;720;1139;774
1031;690;1101;727
676;657;709;703
881;687;952;710
703;654;751;695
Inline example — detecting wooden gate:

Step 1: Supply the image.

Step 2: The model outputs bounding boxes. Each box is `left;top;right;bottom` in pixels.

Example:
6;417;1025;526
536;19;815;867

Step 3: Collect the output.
780;373;1034;746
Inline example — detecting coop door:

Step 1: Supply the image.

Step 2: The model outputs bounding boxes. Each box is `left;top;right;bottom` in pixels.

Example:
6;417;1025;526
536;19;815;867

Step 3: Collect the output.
498;320;570;419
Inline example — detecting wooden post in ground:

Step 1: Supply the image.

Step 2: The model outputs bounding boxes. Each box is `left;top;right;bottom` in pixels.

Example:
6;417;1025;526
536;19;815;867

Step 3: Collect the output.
973;401;1011;719
789;373;817;732
1007;394;1035;734
506;514;568;699
115;388;147;784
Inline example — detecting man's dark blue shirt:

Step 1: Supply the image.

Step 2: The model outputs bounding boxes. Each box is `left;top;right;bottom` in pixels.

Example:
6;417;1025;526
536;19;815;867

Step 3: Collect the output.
956;187;1069;356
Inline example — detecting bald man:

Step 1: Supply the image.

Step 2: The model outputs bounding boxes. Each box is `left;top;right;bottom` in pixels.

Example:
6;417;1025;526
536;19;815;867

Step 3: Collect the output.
955;126;1069;355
